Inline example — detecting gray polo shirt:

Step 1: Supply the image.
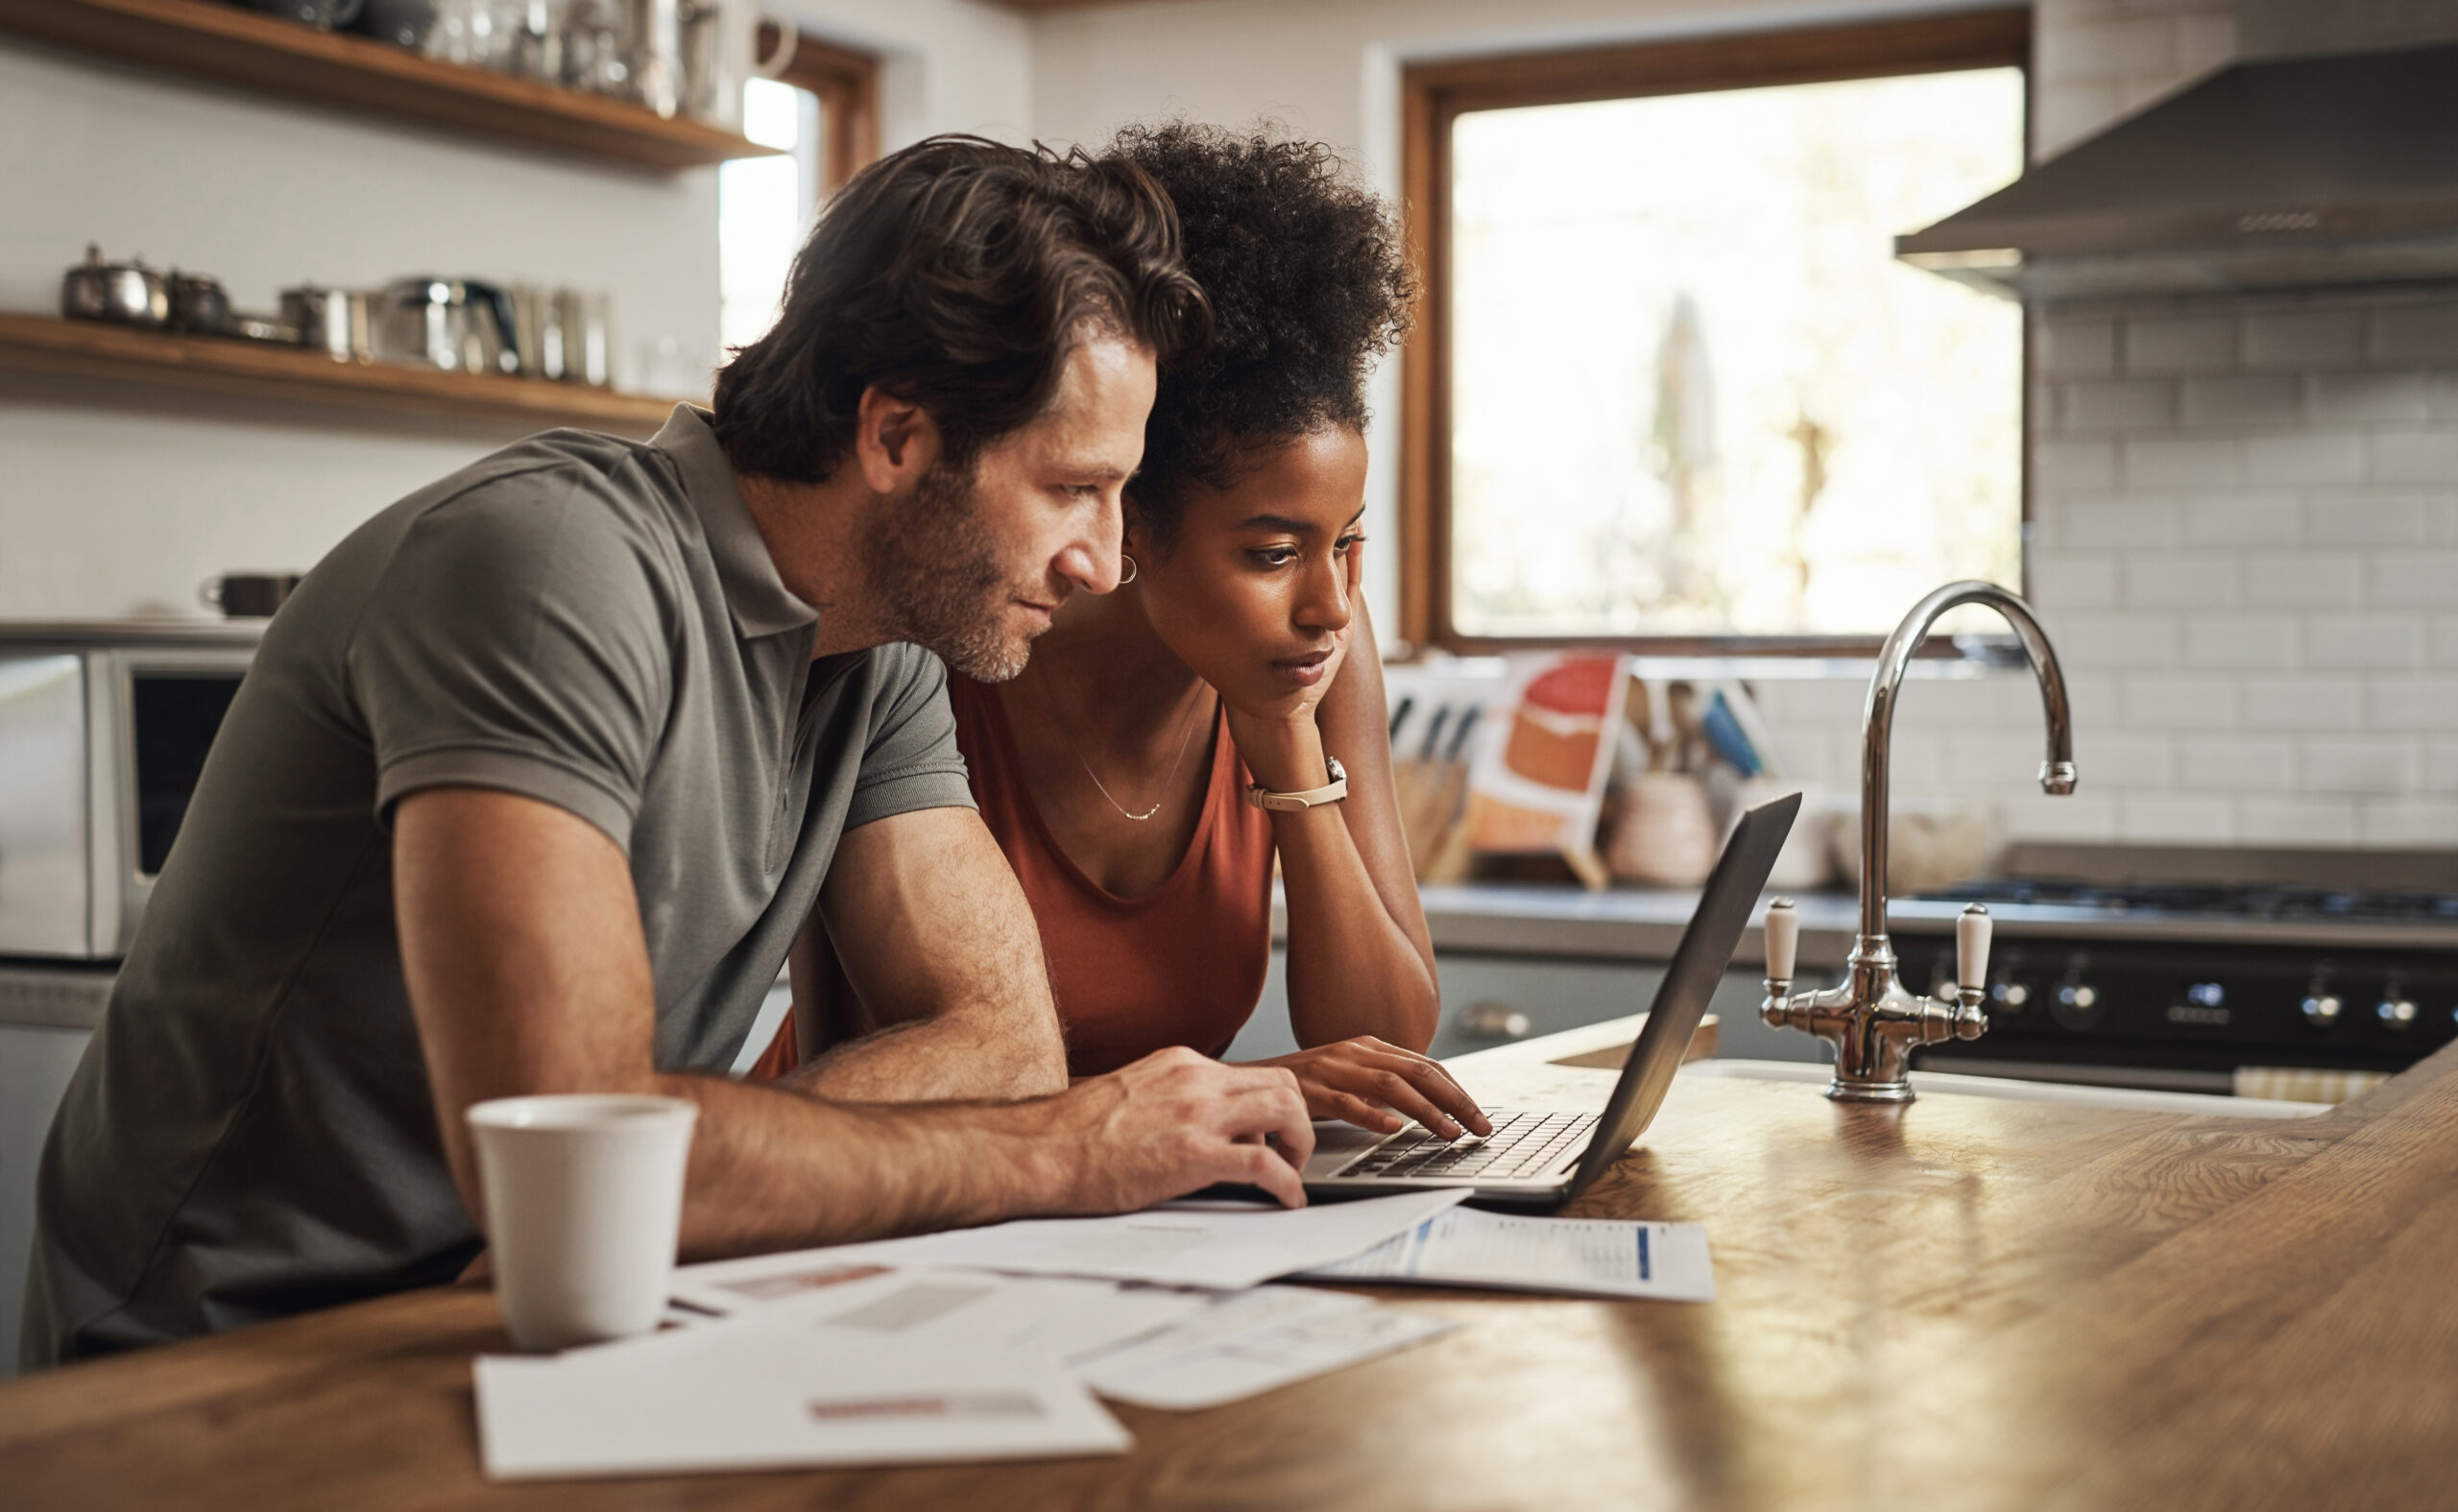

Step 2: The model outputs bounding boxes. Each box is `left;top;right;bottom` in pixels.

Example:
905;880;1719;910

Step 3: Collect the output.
23;407;974;1367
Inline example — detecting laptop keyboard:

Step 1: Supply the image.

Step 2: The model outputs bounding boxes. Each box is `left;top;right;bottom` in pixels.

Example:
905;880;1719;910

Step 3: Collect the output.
1335;1109;1597;1183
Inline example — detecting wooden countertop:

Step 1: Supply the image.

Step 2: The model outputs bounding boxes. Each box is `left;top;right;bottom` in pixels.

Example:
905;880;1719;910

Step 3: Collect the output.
9;1034;2458;1510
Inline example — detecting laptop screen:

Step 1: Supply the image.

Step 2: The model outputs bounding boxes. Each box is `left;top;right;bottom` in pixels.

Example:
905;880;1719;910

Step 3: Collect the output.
1560;792;1800;1200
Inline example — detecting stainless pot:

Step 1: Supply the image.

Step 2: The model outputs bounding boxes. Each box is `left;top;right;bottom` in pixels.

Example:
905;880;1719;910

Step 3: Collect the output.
60;245;168;327
370;277;518;375
167;273;232;336
280;285;373;362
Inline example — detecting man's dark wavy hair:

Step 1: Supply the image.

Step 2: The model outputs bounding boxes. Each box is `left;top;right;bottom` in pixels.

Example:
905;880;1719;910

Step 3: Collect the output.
712;134;1211;482
1113;123;1417;545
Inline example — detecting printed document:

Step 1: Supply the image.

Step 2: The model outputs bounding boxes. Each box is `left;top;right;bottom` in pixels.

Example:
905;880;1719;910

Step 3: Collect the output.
475;1275;1130;1480
1075;1284;1458;1410
674;1188;1472;1303
1300;1207;1716;1302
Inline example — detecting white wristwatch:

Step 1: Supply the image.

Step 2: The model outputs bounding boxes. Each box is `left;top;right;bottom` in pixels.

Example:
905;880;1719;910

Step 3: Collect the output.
1245;756;1348;812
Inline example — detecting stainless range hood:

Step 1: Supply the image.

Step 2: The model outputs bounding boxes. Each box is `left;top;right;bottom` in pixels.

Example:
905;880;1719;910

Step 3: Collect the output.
1897;41;2458;302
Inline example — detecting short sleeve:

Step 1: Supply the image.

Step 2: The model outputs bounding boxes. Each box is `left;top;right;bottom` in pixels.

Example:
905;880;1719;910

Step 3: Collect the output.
844;645;977;829
349;468;676;851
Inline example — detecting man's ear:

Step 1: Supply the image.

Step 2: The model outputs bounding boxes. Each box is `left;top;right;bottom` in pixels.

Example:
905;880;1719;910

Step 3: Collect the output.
852;386;941;495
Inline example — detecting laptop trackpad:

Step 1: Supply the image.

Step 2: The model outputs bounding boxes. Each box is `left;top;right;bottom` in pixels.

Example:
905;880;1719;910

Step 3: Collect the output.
1301;1118;1388;1180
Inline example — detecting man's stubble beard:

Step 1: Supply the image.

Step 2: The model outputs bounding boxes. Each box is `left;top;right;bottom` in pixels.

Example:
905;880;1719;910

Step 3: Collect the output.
859;456;1044;684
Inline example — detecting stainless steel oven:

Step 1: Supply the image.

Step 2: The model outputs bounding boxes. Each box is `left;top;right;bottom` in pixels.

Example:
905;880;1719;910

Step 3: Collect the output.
0;622;260;961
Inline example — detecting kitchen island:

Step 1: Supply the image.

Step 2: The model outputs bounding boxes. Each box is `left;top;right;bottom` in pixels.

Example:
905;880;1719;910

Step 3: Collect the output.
5;1025;2455;1511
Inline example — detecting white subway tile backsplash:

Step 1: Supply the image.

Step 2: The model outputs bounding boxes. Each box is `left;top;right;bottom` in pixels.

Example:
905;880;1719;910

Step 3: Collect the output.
2307;372;2435;425
2242;552;2363;608
2181;492;2301;546
2064;378;2179;431
2369;549;2458;608
2368;301;2458;364
2182;613;2298;670
2030;554;2121;610
2075;732;2177;788
2425;740;2458;790
2036;317;2117;376
2239;676;2363;731
2122;435;2242;488
2236;797;2359;846
2000;792;2121;842
2179;375;2300;427
2181;738;2295;791
2121;553;2236;608
2429;616;2458;667
2370;430;2458;484
2059;612;2185;670
2356;799;2458;847
2034;437;2118;492
2062;497;2181;549
2125;315;2236;373
2300;738;2419;794
2366;677;2458;731
2303;492;2435;546
1892;153;2458;843
2241;432;2368;485
2120;671;2237;728
2118;792;2235;842
2303;615;2423;669
2244;309;2363;369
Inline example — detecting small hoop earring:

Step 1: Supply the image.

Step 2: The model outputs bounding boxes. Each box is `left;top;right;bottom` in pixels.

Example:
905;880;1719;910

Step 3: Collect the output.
1120;554;1139;585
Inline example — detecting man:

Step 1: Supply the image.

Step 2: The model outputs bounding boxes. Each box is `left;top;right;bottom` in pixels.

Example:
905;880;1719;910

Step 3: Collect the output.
23;136;1313;1369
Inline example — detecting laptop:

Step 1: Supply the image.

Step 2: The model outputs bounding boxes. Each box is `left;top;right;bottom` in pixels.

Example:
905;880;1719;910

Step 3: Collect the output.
1298;791;1799;1209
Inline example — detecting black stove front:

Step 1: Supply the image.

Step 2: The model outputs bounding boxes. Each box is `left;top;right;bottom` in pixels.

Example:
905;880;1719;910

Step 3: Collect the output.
1895;882;2458;1091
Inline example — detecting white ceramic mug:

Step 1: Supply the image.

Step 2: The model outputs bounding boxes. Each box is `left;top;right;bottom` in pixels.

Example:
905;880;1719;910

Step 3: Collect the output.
466;1094;697;1352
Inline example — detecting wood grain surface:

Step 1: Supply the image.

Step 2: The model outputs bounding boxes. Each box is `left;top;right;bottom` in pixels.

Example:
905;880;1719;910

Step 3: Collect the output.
7;1043;2455;1512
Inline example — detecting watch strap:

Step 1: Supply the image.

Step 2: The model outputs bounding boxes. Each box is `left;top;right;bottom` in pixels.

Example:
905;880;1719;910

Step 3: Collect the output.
1245;756;1348;812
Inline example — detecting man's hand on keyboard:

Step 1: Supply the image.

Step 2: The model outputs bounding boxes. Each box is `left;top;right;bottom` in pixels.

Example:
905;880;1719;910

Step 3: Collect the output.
1246;1037;1493;1140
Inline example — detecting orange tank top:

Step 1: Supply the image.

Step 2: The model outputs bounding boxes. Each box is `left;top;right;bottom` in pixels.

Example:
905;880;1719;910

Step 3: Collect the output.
951;672;1276;1077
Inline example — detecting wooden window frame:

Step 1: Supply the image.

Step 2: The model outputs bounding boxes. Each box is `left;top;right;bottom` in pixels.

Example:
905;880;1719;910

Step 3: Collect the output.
756;26;880;196
1396;9;2033;657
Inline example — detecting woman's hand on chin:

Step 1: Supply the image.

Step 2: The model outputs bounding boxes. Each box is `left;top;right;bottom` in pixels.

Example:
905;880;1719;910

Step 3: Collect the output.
1246;1036;1492;1140
1222;626;1350;790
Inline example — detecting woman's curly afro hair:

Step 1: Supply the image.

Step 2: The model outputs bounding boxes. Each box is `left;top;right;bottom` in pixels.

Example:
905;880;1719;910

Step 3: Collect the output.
1111;122;1417;545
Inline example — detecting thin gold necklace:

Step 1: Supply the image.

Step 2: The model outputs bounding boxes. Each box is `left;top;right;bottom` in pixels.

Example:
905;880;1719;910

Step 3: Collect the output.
1035;670;1209;823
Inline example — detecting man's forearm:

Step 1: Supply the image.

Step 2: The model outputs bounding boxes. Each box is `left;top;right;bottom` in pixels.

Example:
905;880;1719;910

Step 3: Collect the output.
783;1007;1066;1102
657;1069;1071;1259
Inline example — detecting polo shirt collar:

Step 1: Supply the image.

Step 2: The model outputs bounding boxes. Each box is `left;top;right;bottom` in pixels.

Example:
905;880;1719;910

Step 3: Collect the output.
651;404;819;640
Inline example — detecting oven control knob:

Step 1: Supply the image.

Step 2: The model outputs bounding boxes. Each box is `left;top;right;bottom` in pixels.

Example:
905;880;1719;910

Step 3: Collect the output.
2050;971;2102;1030
2378;995;2419;1030
1991;974;2030;1012
2301;992;2343;1027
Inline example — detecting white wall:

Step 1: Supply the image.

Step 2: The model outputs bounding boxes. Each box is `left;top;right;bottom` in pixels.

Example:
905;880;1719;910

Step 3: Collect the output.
774;0;1033;150
0;1;1028;622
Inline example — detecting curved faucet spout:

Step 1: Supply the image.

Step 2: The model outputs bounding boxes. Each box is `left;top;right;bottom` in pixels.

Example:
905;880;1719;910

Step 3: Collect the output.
1860;581;2076;942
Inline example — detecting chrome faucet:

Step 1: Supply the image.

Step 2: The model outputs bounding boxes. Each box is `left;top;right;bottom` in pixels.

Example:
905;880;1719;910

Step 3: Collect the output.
1760;581;2078;1103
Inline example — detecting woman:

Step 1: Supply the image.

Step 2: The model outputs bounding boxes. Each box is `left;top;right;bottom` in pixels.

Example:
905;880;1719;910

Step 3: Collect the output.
776;124;1486;1141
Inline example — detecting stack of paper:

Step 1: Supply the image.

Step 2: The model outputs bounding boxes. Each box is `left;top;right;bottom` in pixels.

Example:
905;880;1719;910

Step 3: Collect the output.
472;1187;1719;1481
1300;1207;1717;1301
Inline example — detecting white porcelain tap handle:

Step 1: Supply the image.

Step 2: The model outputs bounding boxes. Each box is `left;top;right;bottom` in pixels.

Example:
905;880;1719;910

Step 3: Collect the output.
1764;899;1797;982
1958;904;1992;995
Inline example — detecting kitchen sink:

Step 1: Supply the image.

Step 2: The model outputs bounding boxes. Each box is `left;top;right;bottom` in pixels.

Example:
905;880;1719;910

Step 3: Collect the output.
1680;1057;2328;1117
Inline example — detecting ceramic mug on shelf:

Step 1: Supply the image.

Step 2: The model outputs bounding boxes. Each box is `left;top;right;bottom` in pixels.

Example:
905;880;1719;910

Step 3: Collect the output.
199;573;304;619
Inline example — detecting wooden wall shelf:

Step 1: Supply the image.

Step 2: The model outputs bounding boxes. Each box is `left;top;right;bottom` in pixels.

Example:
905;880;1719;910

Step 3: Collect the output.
0;312;690;435
0;0;778;170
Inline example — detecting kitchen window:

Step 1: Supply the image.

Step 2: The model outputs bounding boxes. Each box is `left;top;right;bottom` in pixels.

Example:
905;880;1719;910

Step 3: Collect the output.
718;32;879;353
1398;12;2031;652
